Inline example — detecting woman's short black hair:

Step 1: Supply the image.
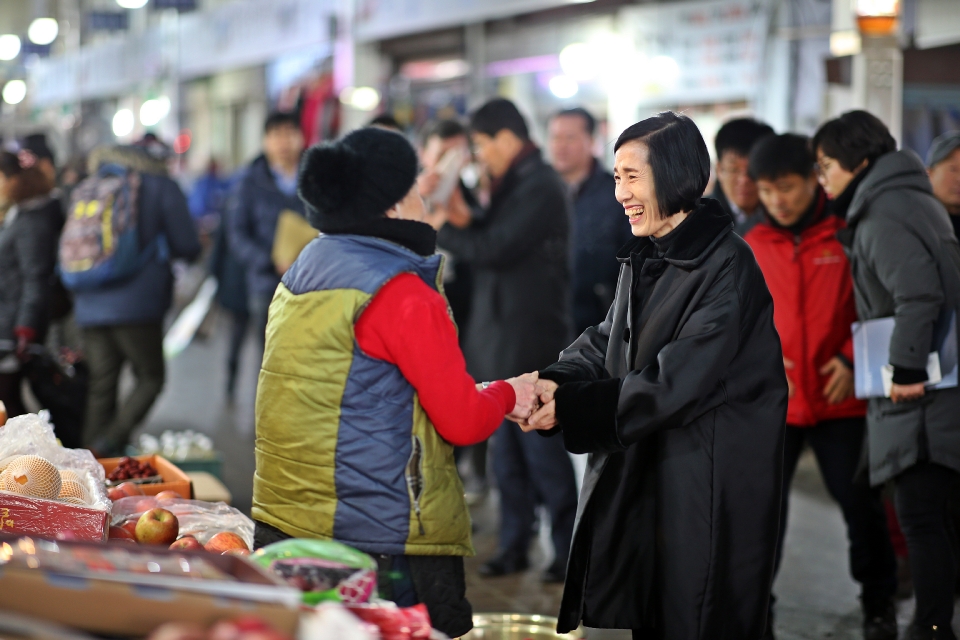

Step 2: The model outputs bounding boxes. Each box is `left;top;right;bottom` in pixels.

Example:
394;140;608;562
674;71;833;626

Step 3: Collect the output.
812;110;896;171
470;98;529;141
748;134;815;182
614;112;710;218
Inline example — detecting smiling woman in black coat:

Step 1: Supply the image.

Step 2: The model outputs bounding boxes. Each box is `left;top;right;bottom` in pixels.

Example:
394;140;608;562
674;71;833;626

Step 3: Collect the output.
519;112;789;640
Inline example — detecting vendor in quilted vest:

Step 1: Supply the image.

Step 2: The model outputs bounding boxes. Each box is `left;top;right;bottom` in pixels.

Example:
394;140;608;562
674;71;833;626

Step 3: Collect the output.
252;126;541;638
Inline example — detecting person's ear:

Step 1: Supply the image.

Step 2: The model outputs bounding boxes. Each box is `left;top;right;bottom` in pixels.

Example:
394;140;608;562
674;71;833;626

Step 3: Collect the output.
385;202;400;219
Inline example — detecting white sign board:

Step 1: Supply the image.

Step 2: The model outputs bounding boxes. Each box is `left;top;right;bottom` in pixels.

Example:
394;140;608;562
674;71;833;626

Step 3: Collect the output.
620;0;770;107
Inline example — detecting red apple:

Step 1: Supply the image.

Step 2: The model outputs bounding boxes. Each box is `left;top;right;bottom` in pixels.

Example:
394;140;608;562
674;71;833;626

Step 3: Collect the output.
155;490;181;501
117;481;144;497
120;519;139;538
107;487;125;502
204;531;248;554
135;508;179;546
169;535;203;551
109;525;135;540
223;548;251;557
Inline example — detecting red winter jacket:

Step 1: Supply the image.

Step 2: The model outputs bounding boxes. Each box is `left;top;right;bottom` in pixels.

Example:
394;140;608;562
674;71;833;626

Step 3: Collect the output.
744;195;866;427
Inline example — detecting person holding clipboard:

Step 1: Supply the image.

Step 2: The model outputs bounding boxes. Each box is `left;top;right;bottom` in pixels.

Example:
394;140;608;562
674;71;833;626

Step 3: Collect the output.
814;110;960;640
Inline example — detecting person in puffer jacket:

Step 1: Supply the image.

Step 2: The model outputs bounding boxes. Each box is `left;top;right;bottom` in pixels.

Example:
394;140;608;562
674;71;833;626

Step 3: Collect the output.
743;133;898;640
251;127;541;639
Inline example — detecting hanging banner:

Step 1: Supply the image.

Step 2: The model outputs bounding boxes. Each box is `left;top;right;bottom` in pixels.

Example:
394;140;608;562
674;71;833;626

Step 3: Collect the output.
620;0;770;107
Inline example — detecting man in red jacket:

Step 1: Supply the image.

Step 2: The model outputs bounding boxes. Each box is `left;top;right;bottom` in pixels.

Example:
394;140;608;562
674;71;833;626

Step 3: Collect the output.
744;134;898;640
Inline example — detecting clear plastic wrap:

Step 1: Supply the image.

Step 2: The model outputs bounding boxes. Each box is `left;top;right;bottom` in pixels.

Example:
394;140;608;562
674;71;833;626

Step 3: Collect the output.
0;412;109;511
110;496;254;548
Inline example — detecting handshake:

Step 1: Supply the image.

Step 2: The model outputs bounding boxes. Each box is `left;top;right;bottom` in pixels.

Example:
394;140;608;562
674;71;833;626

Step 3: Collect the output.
503;372;559;433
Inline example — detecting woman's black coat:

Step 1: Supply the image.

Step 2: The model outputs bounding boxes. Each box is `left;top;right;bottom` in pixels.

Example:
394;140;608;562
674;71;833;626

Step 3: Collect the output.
540;200;788;639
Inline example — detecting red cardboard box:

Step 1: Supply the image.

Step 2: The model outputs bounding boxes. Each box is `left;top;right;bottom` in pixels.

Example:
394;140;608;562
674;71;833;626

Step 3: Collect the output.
0;492;109;541
99;454;192;499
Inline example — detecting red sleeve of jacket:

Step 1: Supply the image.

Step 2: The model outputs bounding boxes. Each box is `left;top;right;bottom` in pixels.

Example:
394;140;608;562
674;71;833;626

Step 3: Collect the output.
355;272;515;446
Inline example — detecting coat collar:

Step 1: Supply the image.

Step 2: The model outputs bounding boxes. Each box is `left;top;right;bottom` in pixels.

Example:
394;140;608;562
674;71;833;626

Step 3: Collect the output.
617;198;733;268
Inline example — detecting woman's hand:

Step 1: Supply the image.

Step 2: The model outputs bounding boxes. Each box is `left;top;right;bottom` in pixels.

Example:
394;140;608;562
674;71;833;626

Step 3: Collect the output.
506;372;540;421
820;356;854;405
520;400;558;432
891;382;926;404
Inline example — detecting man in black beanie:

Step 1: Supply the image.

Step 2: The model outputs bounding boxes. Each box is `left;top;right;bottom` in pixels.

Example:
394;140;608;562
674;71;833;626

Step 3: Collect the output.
435;98;579;583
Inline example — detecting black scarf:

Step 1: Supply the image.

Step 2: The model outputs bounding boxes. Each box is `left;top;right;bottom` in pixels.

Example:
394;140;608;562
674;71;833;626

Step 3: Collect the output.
829;164;872;220
324;217;437;257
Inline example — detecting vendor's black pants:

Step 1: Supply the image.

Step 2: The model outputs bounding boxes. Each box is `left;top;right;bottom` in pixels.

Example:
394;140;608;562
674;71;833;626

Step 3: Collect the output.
253;521;473;638
895;462;960;633
774;419;897;602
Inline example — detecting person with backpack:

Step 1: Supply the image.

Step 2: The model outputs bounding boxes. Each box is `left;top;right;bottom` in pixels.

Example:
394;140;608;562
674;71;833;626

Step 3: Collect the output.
742;133;899;639
61;138;201;457
0;150;64;418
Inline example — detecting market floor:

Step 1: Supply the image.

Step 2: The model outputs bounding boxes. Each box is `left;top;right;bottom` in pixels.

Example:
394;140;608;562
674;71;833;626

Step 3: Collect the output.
137;313;956;639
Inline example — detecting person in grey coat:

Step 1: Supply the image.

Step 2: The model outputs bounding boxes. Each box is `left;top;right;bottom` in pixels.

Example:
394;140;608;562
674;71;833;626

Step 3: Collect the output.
519;112;787;639
815;110;960;640
0;150;64;418
436;99;578;583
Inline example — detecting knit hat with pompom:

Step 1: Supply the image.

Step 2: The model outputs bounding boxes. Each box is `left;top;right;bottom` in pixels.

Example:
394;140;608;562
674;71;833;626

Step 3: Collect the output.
298;127;419;232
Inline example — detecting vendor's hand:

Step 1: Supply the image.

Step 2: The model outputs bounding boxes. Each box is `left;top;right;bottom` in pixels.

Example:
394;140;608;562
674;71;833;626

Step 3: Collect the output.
820;356;854;405
520;400;558;433
783;358;796;398
891;382;926;404
506;372;540;422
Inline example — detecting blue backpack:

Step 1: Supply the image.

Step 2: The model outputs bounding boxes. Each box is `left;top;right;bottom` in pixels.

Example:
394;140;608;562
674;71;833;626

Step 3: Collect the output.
59;164;164;291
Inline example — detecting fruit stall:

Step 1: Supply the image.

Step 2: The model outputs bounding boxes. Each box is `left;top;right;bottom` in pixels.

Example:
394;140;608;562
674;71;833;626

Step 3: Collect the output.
0;413;476;640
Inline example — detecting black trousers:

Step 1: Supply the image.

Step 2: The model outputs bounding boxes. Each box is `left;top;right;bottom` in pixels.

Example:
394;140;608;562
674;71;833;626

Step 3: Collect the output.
253;521;473;638
491;420;578;568
774;418;897;601
895;461;960;633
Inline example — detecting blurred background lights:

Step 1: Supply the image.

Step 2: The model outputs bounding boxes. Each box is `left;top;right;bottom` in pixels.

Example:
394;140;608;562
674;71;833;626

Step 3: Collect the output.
339;86;381;111
27;18;59;46
116;0;150;8
140;97;171;126
112;108;135;137
559;43;598;81
649;55;680;86
2;80;27;105
549;75;579;99
0;35;21;61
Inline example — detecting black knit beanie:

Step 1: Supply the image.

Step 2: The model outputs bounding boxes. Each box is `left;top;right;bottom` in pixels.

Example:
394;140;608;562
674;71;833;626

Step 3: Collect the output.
299;127;419;232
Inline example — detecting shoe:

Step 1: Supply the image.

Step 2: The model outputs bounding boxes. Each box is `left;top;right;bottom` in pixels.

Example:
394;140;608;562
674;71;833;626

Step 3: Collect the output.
862;596;898;640
478;554;529;577
541;562;566;584
903;624;958;640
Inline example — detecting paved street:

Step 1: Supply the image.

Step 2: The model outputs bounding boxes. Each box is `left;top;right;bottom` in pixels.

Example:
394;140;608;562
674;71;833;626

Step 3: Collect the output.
137;313;954;638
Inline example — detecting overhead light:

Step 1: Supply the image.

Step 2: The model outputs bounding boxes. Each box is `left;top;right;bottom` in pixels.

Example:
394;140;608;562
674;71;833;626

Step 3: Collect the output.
116;0;149;8
649;55;680;86
2;80;26;105
112;108;135;137
856;0;899;36
27;18;59;46
830;30;862;56
140;97;171;126
339;86;380;111
549;75;579;99
0;35;21;61
559;43;598;81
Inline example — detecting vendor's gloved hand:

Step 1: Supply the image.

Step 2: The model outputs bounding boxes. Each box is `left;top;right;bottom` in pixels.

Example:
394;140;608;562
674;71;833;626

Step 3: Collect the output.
13;326;36;362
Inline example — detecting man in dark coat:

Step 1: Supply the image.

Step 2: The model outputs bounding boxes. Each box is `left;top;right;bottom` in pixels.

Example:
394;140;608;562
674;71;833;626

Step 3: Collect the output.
815;111;960;639
227;112;306;346
548;108;633;335
711;118;774;236
521;112;787;638
437;98;578;583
